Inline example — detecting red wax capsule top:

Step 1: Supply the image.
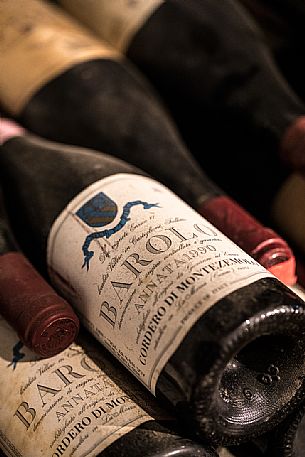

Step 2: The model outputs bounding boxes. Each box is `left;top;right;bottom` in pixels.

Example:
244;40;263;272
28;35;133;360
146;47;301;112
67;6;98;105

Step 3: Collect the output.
199;195;297;286
0;251;79;357
280;115;305;173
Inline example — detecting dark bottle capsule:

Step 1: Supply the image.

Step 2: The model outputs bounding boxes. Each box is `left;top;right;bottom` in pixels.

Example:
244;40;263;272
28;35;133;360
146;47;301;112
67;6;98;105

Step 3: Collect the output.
0;1;298;284
0;318;217;457
1;124;305;445
0;150;79;357
58;0;305;175
0;250;79;358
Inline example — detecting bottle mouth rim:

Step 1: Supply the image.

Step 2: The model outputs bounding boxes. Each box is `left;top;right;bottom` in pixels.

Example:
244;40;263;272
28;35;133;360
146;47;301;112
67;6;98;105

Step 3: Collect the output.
192;304;305;445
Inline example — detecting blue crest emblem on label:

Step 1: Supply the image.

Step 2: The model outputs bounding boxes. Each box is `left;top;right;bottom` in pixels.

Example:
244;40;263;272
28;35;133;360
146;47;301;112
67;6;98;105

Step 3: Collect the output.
78;192;160;270
76;192;118;228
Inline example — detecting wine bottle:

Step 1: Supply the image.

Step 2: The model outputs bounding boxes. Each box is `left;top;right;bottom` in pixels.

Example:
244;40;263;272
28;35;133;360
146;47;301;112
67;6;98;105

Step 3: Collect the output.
58;0;305;174
219;284;305;457
245;284;305;457
239;0;305;105
266;401;305;457
239;0;292;53
0;316;217;457
0;1;298;285
0;128;79;357
1;127;305;445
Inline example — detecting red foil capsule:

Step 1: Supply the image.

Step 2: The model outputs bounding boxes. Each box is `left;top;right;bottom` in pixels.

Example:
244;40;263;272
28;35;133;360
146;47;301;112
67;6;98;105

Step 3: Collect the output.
0;251;79;357
199;195;297;286
280;116;305;173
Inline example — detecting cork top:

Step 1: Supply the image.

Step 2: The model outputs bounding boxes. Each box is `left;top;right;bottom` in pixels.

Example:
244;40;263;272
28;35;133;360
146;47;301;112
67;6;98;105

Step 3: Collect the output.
0;251;79;357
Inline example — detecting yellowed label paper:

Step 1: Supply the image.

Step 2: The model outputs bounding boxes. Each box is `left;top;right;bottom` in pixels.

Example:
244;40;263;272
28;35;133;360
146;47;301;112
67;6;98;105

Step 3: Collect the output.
59;0;164;52
272;173;305;254
47;174;272;394
0;316;164;457
0;0;118;115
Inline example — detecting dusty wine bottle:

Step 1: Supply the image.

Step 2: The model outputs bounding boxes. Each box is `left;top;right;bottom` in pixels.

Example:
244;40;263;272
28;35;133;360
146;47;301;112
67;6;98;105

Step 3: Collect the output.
239;284;305;457
1;126;305;445
266;401;305;457
239;0;292;54
0;129;79;357
0;316;217;457
0;1;298;285
238;0;305;104
58;0;305;174
219;378;305;456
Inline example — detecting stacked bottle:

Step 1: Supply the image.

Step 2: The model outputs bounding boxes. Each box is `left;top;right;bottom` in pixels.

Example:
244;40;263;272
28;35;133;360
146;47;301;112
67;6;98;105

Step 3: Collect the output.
58;0;305;175
0;314;217;457
2;0;305;455
1;122;305;445
0;139;79;357
56;0;305;242
0;0;298;285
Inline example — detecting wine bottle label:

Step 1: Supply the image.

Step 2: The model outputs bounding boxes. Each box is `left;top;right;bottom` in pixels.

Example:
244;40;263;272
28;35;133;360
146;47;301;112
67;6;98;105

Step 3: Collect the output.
0;0;119;115
47;174;272;394
272;173;305;253
59;0;164;52
0;316;165;457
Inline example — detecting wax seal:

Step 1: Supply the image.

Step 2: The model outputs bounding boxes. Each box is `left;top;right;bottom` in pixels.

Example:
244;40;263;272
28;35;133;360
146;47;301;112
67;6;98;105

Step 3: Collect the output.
199;195;297;285
0;252;79;357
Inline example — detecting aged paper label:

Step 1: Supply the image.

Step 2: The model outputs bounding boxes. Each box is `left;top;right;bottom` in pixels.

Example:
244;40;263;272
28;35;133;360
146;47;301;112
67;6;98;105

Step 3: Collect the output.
0;316;163;457
0;0;118;115
47;174;272;394
59;0;164;52
272;173;305;253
